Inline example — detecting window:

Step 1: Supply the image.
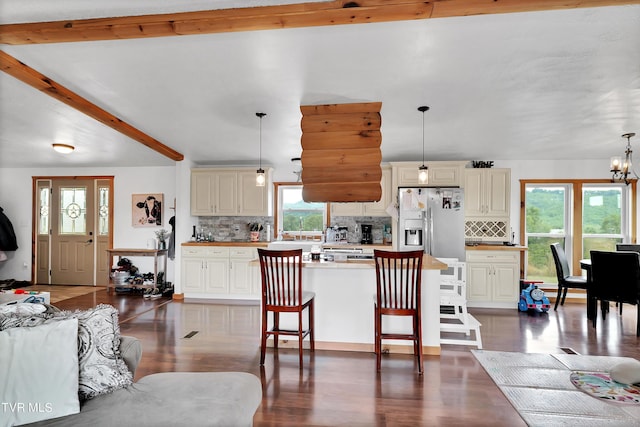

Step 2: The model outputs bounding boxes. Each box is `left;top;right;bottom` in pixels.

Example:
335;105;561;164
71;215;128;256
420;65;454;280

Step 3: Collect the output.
582;185;626;258
524;185;571;283
275;184;327;238
522;180;636;284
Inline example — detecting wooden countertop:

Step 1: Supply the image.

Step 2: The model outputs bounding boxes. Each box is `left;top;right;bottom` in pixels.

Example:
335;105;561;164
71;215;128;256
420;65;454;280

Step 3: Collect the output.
250;253;447;270
465;244;528;251
182;241;269;247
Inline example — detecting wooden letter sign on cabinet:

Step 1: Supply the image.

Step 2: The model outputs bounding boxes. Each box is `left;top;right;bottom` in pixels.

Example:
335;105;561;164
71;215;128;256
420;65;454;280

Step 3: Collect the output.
191;168;271;216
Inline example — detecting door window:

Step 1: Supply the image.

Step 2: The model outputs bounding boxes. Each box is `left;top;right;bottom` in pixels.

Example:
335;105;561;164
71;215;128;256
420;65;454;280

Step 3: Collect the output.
59;187;87;234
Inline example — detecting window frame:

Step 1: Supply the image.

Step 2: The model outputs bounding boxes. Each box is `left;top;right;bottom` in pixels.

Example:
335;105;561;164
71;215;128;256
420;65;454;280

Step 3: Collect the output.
520;179;637;279
273;182;330;239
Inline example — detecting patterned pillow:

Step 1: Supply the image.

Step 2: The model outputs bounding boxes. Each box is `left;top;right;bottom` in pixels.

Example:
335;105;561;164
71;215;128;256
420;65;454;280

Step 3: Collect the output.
0;304;133;400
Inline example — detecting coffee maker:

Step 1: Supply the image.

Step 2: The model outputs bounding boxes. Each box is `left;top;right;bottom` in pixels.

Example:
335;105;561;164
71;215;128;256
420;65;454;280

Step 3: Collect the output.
361;224;373;244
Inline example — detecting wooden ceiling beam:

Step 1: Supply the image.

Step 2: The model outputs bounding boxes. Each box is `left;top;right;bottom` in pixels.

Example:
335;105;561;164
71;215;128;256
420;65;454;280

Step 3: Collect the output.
0;51;184;161
1;0;638;45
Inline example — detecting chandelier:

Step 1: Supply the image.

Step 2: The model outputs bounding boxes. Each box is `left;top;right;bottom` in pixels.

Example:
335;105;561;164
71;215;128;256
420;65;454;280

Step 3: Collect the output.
611;132;637;185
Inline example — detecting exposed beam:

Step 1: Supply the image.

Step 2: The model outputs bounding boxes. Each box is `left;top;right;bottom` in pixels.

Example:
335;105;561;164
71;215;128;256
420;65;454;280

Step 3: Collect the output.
1;0;637;45
0;50;184;161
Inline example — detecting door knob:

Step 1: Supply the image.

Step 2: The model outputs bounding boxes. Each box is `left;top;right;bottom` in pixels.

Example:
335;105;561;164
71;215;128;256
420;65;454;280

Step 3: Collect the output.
85;239;93;244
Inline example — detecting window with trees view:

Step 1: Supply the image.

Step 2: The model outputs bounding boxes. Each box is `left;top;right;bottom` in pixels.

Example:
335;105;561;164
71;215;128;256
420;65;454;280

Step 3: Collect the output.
277;184;326;238
523;180;634;285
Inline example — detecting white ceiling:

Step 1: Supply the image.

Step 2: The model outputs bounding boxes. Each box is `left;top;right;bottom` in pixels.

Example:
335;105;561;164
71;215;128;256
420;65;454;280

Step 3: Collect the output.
1;1;639;176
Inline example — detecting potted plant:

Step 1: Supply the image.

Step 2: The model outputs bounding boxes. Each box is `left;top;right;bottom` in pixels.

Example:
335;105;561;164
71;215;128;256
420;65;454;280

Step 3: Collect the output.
155;229;169;249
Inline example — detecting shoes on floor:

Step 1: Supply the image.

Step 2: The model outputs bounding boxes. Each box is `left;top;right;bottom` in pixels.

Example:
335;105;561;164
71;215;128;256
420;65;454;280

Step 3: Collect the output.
144;288;162;299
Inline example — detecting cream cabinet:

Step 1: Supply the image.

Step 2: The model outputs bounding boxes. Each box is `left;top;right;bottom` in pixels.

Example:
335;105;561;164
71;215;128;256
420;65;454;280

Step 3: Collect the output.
392;161;467;188
466;250;519;308
191;168;271;216
228;247;259;297
181;246;230;295
181;245;259;300
330;167;391;217
463;168;510;218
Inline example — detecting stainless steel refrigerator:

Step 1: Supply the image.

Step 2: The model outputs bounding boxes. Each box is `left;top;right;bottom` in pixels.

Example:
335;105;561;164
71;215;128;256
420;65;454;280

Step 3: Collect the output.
397;187;465;261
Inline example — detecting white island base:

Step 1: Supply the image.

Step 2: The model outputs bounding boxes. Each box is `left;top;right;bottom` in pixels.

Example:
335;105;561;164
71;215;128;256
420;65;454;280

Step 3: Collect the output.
263;255;447;356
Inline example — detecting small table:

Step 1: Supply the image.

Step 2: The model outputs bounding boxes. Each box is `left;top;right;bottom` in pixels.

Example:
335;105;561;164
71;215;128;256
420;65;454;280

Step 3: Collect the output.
106;248;168;295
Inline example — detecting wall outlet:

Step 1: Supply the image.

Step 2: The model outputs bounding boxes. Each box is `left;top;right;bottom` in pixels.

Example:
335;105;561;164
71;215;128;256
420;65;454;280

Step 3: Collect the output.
23;262;28;269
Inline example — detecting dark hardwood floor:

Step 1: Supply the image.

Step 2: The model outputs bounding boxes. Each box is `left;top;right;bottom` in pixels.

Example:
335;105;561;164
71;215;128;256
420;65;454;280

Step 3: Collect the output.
52;290;640;426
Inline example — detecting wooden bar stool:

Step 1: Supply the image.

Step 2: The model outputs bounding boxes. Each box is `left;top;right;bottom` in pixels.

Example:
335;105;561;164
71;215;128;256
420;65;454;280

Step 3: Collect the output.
373;249;424;374
257;248;315;366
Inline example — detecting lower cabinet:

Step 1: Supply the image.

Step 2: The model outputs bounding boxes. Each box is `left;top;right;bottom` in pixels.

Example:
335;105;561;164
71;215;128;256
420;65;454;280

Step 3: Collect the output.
181;246;259;300
466;250;519;308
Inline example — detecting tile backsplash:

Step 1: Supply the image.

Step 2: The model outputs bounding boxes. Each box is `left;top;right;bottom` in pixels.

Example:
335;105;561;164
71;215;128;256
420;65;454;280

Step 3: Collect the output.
196;216;272;242
195;215;392;243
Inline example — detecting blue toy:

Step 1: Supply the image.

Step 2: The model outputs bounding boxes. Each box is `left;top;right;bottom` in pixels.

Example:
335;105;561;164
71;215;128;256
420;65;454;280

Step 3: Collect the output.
518;283;550;313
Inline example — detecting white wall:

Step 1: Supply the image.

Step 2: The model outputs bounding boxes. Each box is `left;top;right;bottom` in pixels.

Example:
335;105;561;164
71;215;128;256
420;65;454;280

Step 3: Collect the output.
0;166;177;283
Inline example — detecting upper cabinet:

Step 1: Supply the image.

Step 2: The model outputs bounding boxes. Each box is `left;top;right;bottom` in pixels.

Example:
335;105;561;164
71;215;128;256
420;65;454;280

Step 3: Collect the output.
191;168;272;216
391;161;467;188
463;168;510;218
331;167;391;217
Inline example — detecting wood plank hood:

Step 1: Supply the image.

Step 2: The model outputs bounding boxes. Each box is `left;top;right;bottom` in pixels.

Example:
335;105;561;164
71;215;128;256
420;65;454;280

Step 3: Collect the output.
301;102;382;203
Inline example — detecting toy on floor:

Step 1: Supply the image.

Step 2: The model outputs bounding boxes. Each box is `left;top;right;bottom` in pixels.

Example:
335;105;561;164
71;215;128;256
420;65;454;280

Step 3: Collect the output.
518;283;550;312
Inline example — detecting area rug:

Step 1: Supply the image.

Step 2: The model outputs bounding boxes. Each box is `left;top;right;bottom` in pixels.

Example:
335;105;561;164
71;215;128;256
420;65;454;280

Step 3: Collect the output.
570;371;640;404
472;350;640;426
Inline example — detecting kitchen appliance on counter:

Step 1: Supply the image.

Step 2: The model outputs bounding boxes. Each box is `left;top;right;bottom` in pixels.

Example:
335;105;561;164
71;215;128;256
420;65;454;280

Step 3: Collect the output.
326;226;349;243
398;187;465;260
360;224;373;244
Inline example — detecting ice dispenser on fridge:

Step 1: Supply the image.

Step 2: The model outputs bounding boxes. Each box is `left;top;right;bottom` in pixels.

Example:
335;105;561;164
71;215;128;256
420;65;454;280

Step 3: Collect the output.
404;219;423;246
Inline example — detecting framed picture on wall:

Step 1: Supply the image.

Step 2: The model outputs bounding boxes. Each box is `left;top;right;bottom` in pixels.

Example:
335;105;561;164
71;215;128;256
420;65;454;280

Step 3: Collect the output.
132;193;163;227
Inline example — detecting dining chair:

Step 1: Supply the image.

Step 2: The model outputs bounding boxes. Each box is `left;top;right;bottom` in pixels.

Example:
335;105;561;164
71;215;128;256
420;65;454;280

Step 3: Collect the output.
257;248;315;366
373;249;424;374
550;243;588;310
589;250;640;336
613;244;640;314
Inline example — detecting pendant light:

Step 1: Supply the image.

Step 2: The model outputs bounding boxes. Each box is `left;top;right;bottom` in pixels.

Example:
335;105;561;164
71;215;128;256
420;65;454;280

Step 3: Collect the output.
417;106;430;184
611;132;637;185
255;112;266;187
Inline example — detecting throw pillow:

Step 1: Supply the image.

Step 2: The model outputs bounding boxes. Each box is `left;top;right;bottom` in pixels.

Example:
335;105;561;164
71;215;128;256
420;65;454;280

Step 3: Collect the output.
0;319;80;426
0;304;133;401
610;359;640;385
0;302;47;316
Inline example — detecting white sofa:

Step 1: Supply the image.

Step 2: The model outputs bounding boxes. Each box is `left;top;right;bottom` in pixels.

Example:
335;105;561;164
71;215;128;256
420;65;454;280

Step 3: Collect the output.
25;336;263;426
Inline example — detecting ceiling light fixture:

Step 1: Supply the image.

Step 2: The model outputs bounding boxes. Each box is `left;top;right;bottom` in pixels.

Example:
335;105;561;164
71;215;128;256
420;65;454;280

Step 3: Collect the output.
52;143;75;154
256;112;267;187
417;106;430;184
611;132;637;185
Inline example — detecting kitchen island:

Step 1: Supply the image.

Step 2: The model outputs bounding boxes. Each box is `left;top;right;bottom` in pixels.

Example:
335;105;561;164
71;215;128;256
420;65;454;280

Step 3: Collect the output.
257;253;447;356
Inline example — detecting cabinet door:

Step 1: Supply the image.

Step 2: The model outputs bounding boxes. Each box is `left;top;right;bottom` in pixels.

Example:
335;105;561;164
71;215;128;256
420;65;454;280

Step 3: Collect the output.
191;172;215;216
229;259;252;294
215;172;237;215
429;164;460;187
182;258;204;293
363;168;391;216
492;263;519;302
464;169;485;216
204;259;229;293
467;262;492;301
331;202;363;216
485;169;510;217
238;171;268;216
397;166;420;187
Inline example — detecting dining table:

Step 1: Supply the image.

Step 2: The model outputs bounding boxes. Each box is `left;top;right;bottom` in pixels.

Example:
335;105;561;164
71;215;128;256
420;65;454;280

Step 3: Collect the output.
579;258;598;323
